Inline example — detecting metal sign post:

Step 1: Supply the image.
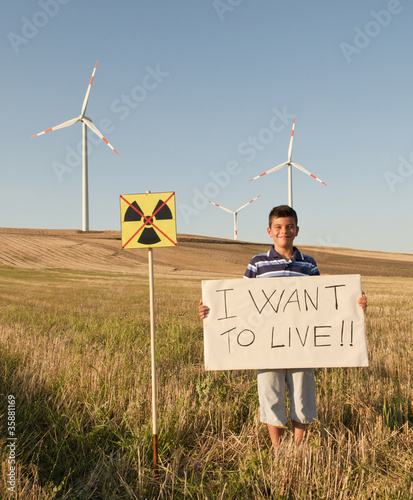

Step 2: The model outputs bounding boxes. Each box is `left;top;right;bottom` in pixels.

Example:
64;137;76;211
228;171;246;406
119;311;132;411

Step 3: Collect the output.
148;246;158;474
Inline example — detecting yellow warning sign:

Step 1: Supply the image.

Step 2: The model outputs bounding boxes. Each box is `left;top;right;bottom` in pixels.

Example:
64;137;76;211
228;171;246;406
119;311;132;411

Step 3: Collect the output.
120;192;177;249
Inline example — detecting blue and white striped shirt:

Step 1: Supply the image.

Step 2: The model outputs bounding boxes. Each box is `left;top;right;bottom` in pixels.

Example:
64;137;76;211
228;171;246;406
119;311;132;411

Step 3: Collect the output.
244;246;319;279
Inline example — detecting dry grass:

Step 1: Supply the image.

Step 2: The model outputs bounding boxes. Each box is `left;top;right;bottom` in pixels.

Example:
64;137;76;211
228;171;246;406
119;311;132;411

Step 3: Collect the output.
0;231;412;498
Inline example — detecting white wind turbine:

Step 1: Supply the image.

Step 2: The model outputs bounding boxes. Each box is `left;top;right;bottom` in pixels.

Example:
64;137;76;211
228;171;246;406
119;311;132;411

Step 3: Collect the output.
248;118;326;207
208;195;261;240
31;61;119;231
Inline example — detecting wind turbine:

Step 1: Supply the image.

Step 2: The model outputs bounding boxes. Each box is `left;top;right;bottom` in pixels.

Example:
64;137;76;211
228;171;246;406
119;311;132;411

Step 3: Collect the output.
248;118;326;207
31;61;119;231
208;195;261;240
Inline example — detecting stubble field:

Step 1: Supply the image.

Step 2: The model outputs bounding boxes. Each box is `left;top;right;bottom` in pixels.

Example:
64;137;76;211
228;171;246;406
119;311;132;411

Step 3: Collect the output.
0;229;412;499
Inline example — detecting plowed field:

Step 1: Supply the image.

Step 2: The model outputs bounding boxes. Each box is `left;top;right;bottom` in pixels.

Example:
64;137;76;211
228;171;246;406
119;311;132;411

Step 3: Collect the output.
0;227;412;278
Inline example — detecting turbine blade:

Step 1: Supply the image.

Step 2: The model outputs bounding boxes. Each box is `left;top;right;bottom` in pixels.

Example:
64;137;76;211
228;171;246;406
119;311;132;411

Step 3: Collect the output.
287;117;295;163
81;60;98;117
248;162;288;182
82;117;119;155
236;194;261;213
31;117;79;137
207;200;234;214
291;162;327;185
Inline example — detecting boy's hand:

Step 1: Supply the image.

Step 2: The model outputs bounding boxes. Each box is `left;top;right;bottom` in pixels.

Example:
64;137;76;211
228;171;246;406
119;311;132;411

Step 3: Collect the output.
358;292;367;312
199;299;209;320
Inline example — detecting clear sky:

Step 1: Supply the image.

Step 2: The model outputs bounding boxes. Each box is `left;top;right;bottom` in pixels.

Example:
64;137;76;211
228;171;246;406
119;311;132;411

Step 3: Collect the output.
1;1;412;254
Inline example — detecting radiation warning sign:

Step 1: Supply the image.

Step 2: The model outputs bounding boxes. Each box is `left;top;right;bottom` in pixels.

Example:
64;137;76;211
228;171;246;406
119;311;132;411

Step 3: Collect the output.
120;192;177;249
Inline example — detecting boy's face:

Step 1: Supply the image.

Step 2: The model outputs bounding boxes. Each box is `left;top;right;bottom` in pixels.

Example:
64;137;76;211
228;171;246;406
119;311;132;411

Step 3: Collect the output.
267;216;299;252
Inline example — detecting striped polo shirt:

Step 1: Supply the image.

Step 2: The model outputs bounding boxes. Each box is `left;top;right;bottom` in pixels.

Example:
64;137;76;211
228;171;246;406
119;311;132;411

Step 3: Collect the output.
244;246;319;278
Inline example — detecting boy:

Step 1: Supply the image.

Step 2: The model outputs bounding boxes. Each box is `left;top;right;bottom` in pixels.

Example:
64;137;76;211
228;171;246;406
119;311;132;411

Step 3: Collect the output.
199;205;367;449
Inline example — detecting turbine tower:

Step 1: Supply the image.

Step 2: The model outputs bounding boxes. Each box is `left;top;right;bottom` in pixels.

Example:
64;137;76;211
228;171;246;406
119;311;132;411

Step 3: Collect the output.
208;195;261;240
31;61;119;231
248;119;326;207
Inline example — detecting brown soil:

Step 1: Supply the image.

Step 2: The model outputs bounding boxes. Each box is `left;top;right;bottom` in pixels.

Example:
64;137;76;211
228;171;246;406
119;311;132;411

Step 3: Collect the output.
0;228;411;278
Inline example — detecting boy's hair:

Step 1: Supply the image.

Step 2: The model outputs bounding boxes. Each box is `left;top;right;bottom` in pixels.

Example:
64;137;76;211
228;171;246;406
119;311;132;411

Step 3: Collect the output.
268;205;298;226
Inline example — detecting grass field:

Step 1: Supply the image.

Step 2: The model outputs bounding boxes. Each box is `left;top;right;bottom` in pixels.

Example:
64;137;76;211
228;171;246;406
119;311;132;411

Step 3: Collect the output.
0;230;412;499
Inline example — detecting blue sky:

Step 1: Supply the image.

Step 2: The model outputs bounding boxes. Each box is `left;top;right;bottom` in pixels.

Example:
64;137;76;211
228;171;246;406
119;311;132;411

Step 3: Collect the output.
1;1;412;253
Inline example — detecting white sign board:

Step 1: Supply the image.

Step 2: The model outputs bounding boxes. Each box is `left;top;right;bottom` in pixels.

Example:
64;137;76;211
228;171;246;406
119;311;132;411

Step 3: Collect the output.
202;274;368;370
